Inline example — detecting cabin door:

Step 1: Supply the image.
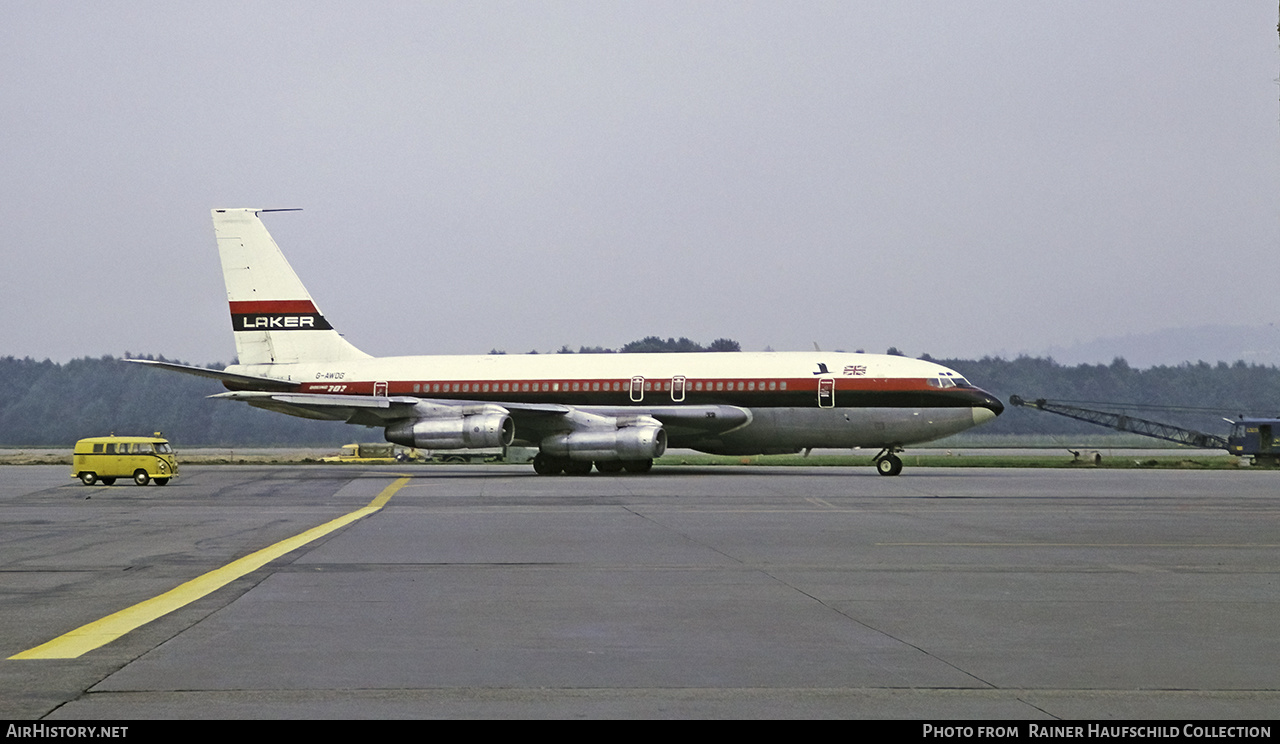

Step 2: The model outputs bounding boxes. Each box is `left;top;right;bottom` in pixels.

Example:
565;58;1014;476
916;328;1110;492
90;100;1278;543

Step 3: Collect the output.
817;377;835;408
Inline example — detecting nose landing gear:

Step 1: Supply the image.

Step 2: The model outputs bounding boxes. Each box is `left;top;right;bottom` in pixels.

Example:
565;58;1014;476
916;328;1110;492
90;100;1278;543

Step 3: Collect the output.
874;448;904;476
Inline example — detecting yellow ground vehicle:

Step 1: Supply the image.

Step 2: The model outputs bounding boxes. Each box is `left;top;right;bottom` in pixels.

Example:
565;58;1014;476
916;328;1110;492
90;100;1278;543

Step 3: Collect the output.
71;434;178;486
321;443;420;463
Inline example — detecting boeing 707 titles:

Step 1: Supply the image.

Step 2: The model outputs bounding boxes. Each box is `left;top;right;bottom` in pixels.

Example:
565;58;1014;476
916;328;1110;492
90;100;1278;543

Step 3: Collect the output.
133;209;1003;475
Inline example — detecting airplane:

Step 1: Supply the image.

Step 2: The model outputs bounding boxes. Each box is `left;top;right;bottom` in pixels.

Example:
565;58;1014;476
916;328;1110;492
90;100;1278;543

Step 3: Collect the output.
131;208;1004;476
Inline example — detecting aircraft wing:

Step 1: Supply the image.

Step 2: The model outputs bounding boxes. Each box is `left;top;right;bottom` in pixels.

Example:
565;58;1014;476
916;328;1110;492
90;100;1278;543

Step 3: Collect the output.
209;391;425;424
208;390;749;439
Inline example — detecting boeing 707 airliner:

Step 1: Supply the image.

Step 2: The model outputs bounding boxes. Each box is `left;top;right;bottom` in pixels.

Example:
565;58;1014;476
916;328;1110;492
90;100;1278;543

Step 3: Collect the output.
134;209;1003;475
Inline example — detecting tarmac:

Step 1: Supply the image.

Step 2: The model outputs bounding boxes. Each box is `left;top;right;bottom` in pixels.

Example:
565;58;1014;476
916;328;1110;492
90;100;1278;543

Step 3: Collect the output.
1;463;1278;719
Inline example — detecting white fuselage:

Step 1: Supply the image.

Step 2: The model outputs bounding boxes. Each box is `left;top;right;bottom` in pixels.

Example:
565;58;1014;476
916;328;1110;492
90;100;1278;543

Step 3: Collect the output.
226;350;1002;453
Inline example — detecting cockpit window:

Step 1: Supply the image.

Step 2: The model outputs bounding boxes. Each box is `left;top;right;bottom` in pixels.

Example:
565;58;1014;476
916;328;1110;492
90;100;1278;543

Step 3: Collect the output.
928;375;972;389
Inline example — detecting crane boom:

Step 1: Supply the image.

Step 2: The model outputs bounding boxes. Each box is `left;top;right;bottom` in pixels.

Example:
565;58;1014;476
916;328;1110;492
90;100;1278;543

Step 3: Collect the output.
1008;396;1229;450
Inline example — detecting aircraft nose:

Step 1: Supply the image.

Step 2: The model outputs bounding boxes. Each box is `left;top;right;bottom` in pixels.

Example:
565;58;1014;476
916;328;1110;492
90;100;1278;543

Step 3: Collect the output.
969;391;1004;426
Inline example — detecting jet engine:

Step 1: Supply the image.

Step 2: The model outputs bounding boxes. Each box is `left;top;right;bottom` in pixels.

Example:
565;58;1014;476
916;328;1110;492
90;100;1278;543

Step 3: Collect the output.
540;421;667;462
385;410;514;449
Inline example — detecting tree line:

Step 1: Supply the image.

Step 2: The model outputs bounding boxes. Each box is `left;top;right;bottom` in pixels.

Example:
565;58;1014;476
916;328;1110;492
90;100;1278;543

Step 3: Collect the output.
490;337;743;354
1;352;1277;446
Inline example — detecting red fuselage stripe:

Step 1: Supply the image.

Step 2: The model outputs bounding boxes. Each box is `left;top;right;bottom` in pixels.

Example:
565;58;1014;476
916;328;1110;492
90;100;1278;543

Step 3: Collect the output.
300;377;940;395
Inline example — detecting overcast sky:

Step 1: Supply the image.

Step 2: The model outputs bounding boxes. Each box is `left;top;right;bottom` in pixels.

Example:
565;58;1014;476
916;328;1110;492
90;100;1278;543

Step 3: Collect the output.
3;2;1276;366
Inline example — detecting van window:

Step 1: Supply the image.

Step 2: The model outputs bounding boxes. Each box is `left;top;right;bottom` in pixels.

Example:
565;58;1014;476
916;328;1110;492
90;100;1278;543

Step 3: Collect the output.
156;443;173;454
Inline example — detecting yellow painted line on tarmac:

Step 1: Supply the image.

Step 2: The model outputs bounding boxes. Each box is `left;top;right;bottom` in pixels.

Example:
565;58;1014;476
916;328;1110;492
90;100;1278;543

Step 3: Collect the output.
9;476;411;660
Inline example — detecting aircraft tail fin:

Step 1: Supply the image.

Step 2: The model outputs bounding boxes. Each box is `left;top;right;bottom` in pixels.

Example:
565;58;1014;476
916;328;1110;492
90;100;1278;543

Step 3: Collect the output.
212;208;370;366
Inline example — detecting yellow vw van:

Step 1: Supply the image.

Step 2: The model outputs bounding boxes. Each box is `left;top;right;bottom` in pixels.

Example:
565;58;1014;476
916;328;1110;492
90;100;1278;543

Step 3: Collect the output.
71;434;178;486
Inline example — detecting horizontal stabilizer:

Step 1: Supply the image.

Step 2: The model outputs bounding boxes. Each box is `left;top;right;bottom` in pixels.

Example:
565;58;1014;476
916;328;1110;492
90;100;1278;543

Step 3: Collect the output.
125;359;295;392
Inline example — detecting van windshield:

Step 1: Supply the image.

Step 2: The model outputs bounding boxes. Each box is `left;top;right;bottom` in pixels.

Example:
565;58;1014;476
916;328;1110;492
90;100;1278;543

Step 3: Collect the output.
155;443;172;454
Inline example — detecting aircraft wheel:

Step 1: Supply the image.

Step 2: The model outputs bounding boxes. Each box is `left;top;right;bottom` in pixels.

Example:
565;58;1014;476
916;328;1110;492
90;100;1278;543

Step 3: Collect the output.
622;459;653;474
595;460;624;474
100;477;116;486
153;478;169;486
532;453;562;475
133;470;150;486
79;472;97;486
876;455;903;477
563;459;593;475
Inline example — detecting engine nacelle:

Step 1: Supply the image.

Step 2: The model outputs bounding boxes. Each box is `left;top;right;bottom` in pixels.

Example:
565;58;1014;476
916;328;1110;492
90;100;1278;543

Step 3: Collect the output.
540;425;667;462
385;412;514;449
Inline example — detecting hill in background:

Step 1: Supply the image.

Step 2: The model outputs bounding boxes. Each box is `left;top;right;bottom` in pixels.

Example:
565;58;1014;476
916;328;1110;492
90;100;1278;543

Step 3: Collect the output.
1041;324;1280;369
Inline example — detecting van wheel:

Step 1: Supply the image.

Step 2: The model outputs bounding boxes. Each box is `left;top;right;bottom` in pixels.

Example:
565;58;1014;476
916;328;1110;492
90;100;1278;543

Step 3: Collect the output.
153;478;169;486
133;471;150;486
79;472;97;486
100;477;116;486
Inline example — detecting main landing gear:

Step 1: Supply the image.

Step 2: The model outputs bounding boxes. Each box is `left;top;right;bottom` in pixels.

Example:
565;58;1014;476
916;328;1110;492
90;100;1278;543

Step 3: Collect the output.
874;448;904;477
532;453;653;475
